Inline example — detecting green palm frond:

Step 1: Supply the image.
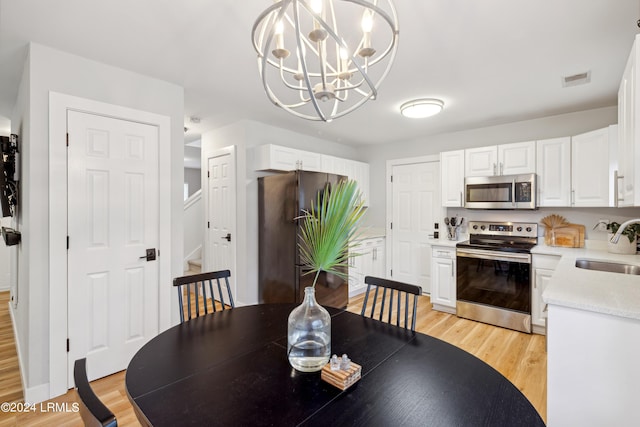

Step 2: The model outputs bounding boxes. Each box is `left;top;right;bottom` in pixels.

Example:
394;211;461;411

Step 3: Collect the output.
298;179;366;287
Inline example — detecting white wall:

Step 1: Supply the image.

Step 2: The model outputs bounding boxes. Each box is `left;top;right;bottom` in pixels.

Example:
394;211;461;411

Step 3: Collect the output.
11;43;184;400
184;167;201;197
201;120;359;305
360;106;640;228
183;191;203;265
10;48;30;394
0;217;12;290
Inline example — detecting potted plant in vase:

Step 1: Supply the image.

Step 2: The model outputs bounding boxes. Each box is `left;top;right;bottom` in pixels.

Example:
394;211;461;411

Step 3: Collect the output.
288;179;366;372
607;221;640;254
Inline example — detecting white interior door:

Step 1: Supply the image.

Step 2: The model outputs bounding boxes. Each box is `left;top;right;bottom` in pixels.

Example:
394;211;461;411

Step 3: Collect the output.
67;111;159;384
391;162;440;293
206;151;236;300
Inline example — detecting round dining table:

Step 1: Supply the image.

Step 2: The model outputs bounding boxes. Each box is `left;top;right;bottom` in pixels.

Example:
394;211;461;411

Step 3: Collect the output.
125;304;545;426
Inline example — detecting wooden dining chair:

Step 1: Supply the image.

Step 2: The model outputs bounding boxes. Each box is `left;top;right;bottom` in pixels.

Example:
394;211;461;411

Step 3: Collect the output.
360;276;422;331
73;358;117;427
173;269;235;323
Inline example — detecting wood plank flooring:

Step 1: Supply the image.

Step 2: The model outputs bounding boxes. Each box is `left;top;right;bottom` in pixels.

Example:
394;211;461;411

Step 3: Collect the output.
0;291;546;426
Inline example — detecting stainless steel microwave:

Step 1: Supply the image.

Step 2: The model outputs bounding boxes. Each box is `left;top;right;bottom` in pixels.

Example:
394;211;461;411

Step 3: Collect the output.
464;173;537;209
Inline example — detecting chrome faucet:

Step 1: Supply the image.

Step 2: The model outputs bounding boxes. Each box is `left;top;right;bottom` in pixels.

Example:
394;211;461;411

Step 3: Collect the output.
609;219;640;243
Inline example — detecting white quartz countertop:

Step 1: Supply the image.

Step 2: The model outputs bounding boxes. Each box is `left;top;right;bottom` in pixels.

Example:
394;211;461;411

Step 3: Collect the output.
429;238;460;248
354;227;385;240
537;242;640;320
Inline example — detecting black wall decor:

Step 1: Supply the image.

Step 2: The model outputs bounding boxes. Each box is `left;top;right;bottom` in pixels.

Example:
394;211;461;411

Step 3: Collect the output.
0;134;18;218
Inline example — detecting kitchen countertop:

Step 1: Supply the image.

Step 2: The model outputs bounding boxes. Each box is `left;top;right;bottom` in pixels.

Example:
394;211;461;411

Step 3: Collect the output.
429;238;462;248
354;227;386;240
536;242;640;321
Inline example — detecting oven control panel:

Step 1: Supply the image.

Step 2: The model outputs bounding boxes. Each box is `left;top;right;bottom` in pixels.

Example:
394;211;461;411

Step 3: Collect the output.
468;221;538;238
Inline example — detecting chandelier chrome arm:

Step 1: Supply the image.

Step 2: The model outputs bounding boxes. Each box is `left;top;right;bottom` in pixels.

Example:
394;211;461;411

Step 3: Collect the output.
252;0;399;121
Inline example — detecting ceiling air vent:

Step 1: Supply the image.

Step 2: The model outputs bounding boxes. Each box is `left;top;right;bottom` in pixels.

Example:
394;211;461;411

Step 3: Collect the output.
562;71;591;87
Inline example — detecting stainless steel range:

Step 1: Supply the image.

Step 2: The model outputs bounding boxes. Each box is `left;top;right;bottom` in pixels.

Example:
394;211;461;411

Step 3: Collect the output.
456;221;538;333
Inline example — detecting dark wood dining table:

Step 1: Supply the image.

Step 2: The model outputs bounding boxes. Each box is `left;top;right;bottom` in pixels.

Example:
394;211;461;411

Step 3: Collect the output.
125;304;545;426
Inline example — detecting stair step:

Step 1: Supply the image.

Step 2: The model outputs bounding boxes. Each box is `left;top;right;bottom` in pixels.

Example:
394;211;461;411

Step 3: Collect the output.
186;258;202;274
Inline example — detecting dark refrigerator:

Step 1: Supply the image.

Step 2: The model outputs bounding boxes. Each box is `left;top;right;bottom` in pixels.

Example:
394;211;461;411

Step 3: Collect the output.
258;170;349;308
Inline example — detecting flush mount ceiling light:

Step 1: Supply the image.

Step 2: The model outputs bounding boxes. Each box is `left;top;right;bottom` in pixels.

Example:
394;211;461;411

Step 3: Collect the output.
400;98;444;118
252;0;399;122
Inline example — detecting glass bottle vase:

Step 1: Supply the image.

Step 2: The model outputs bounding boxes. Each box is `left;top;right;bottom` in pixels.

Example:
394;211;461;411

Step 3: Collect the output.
287;287;331;372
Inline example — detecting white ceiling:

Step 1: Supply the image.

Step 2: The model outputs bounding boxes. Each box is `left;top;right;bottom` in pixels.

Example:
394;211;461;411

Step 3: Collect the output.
0;0;638;146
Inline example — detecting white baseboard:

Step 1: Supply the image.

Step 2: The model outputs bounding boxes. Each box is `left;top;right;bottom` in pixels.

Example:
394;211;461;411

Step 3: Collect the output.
24;383;50;405
8;301;26;399
432;304;457;315
8;301;51;404
348;287;366;298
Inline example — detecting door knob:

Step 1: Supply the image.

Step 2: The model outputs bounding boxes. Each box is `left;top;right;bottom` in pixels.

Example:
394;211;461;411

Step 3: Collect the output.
140;248;156;261
221;233;231;242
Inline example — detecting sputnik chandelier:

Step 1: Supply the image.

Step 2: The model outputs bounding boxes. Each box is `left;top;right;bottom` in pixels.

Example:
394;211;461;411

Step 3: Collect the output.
252;0;399;122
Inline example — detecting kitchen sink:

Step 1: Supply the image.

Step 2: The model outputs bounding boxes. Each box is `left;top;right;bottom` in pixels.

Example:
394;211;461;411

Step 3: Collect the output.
575;259;640;275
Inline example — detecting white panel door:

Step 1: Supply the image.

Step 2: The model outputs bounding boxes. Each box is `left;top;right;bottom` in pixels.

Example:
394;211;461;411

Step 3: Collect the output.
391;162;439;293
67;111;159;384
206;152;236;300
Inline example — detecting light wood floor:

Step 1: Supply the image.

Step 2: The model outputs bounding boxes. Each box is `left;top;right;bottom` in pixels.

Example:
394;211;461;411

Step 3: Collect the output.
0;291;546;426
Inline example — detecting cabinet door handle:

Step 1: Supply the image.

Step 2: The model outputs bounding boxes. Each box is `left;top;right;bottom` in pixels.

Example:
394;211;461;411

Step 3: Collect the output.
571;189;575;205
493;163;497;175
614;170;625;207
500;162;504;175
459;191;463;207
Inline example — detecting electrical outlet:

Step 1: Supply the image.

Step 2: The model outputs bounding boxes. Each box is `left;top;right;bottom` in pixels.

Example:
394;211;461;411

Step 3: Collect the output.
596;219;610;232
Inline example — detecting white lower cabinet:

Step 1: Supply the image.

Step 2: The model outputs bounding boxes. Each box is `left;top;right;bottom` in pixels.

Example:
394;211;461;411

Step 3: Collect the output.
547;304;640;426
430;245;456;314
531;254;560;334
349;237;385;298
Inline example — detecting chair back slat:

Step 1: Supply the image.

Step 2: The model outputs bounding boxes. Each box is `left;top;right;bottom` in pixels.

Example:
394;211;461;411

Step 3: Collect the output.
173;270;235;323
360;276;422;332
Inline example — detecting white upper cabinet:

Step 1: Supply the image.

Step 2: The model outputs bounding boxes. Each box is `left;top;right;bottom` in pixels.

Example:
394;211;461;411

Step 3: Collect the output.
465;141;535;177
440;150;465;207
536;137;571;207
351;160;370;208
255;144;322;172
499;141;536;175
617;34;639;207
464;146;498;176
571;126;617;207
320;153;370;207
256;146;369;206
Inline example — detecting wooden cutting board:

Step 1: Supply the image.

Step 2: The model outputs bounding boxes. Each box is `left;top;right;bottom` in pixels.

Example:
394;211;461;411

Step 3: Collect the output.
546;223;585;248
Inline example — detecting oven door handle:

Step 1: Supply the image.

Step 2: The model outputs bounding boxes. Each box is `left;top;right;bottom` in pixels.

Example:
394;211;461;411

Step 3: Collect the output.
456;249;531;264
